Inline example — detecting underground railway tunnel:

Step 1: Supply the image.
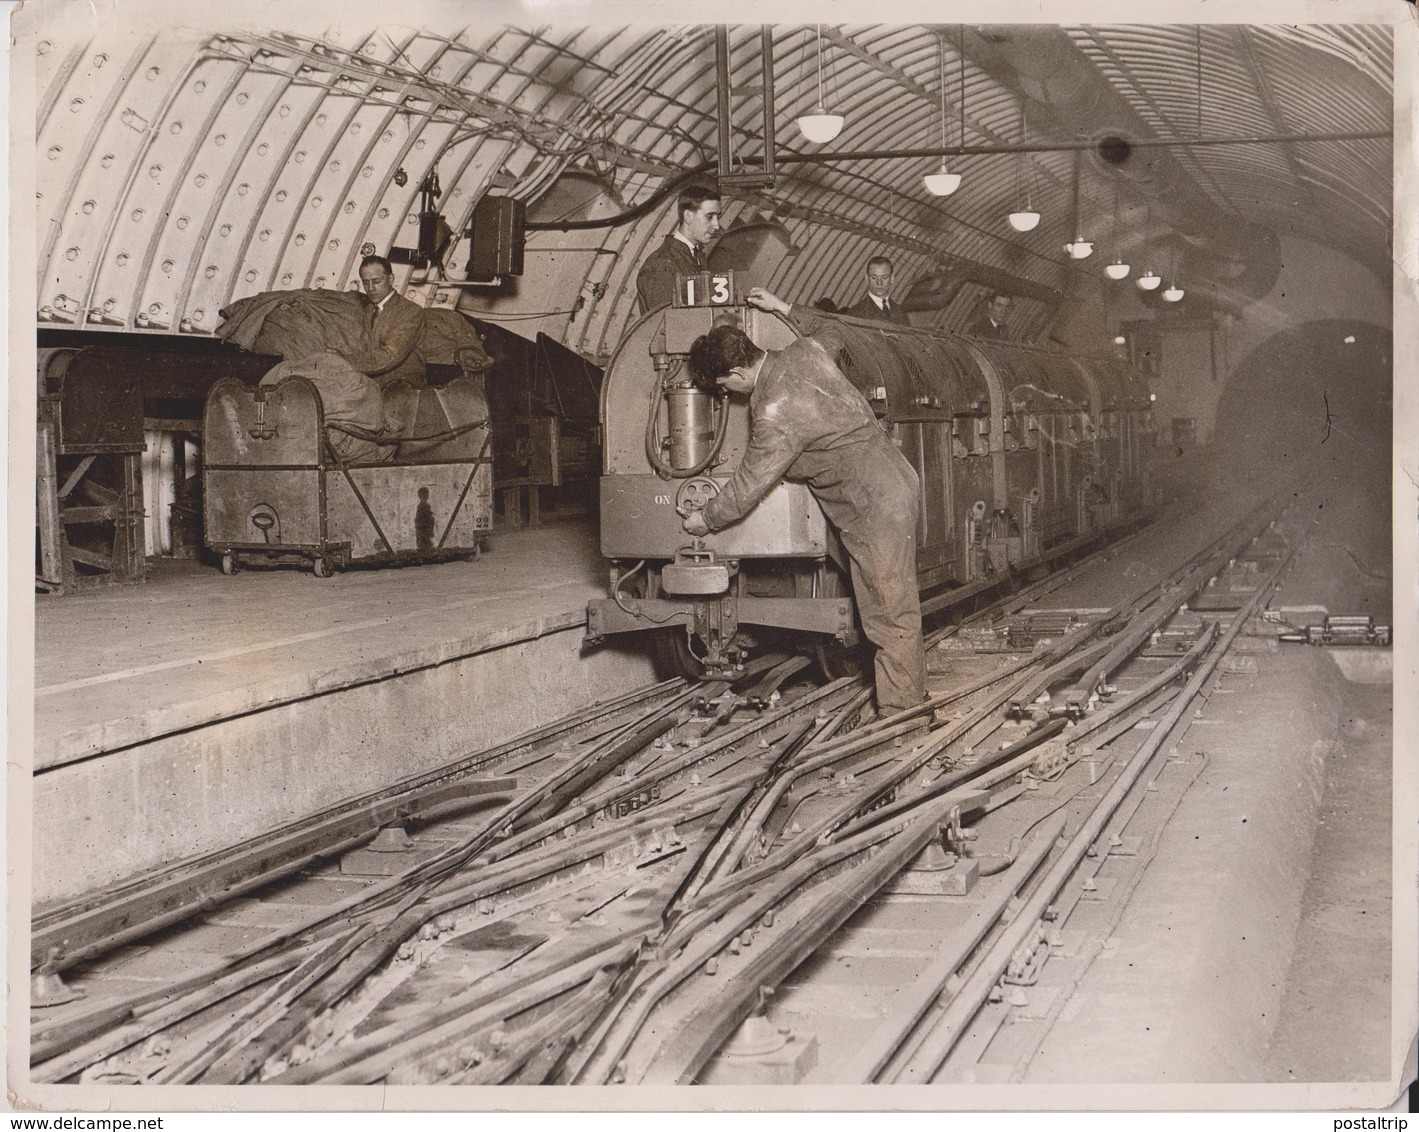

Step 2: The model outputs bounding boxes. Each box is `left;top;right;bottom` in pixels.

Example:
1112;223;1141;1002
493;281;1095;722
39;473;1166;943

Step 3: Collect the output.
8;0;1414;1111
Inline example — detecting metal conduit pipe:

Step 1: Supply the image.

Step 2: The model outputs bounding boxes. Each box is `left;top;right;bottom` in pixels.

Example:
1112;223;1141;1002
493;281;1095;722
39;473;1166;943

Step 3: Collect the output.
522;132;1379;233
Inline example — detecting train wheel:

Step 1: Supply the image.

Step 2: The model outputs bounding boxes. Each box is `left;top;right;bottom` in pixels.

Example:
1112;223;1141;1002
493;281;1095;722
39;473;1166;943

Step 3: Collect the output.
651;629;704;681
815;637;871;681
313;557;333;579
627;568;704;680
220;553;237;577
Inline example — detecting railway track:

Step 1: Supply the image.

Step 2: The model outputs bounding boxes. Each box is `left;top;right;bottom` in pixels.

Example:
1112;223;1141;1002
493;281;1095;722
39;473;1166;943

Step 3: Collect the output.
30;497;1302;1087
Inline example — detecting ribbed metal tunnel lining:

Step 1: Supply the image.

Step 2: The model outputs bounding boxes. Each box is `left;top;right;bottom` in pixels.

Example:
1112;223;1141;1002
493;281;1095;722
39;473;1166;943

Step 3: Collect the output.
29;16;1393;348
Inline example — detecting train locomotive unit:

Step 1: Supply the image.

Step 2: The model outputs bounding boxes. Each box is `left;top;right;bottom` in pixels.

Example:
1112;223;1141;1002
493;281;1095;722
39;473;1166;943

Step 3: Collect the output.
586;273;1155;677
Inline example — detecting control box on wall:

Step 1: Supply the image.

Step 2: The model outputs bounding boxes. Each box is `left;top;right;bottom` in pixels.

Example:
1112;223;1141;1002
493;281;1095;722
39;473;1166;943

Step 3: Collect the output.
468;195;526;278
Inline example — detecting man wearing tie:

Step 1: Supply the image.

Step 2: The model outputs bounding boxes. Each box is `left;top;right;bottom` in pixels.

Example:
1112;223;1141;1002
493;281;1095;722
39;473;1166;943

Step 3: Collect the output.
969;293;1013;340
635;184;721;312
346;255;427;388
843;256;910;325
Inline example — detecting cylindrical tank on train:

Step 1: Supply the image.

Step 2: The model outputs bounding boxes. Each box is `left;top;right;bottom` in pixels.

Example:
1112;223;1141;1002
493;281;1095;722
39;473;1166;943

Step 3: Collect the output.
664;378;719;472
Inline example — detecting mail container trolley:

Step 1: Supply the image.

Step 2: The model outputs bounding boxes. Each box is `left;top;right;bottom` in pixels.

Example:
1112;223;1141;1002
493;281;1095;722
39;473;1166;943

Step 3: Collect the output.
203;375;493;576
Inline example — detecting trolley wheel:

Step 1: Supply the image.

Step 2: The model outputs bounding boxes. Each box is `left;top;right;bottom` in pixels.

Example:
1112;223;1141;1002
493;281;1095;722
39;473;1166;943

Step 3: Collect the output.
312;557;333;579
220;553;237;577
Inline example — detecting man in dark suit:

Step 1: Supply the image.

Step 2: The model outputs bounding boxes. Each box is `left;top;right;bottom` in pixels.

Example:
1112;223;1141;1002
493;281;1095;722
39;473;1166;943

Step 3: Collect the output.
969;293;1013;340
635;184;721;312
842;256;910;325
346;254;427;388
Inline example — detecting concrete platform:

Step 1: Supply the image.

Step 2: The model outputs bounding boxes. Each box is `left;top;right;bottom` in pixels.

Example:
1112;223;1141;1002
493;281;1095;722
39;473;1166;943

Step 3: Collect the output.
30;517;656;906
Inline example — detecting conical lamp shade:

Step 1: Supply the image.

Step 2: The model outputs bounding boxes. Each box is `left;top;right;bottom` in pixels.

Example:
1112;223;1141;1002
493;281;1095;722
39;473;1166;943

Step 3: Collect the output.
1008;209;1041;232
1136;270;1162;291
1104;261;1131;280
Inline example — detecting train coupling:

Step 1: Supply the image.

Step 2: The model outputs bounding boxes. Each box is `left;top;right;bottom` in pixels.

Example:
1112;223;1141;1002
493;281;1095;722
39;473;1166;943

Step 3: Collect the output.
661;546;734;596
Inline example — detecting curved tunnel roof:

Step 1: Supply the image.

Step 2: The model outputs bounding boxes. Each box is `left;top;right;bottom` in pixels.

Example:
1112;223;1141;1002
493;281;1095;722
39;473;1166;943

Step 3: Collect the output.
22;2;1397;361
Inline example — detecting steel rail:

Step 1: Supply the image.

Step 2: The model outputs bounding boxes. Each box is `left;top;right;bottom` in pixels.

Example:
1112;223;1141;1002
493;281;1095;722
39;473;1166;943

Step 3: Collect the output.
267;722;866;1084
465;678;864;871
160;925;380;1086
310;943;642;1086
832;635;1218;1081
604;517;1174;902
31;686;706;1075
610;502;1299;1083
996;751;1209;1085
577;700;1118;1083
918;514;1152;620
40;499;1273;1085
267;864;656;1084
837;814;1068;1083
29;779;517;977
1057;623;1218;754
456;966;628;1085
636;799;982;1084
891;530;1301;1083
31;679;687;973
38;502;1152;995
568;785;989;1085
300;500;1289;1083
36;661;823;1078
233;778;741;1081
293;762;834;1086
31;946;312;1082
1003;495;1290;717
660;717;824;924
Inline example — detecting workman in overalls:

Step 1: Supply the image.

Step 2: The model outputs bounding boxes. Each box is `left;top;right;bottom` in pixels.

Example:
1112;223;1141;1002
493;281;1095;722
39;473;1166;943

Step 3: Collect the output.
680;323;927;715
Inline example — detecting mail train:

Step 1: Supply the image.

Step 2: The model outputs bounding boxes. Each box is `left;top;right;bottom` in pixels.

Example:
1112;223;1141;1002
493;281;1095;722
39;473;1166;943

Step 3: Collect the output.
585;301;1156;677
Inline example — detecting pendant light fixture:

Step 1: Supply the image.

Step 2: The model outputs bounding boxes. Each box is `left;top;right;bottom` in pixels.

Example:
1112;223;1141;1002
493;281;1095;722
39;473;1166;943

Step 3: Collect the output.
1007;102;1040;231
795;25;844;144
1104;182;1130;278
1135;204;1162;290
1008;206;1041;232
1161;234;1186;301
1062;151;1092;258
923;27;962;196
1159;29;1198;302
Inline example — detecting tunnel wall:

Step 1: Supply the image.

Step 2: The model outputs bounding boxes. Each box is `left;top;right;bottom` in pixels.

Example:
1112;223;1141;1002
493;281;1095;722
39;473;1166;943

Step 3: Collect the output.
1147;235;1389;447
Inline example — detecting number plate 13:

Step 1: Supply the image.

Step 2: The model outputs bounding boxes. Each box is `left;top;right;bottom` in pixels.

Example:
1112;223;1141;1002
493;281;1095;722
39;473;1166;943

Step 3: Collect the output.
676;271;734;308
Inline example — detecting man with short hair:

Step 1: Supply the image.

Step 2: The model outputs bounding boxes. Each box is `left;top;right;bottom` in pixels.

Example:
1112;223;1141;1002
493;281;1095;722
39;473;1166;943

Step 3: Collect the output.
345;255;427;388
843;256;910;325
635;184;722;312
969;293;1013;340
680;323;927;716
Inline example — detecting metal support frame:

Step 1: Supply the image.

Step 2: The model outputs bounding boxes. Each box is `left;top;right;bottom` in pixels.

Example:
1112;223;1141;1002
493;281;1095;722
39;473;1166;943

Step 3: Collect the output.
715;26;778;190
36;399;147;593
587;594;855;642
